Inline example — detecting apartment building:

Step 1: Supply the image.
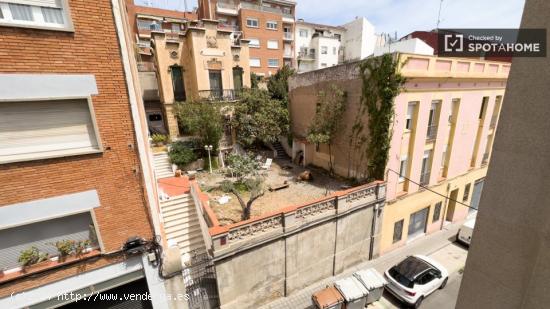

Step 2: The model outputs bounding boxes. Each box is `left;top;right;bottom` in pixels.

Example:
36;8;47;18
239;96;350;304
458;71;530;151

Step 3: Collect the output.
0;0;168;308
150;19;251;140
288;53;509;255
294;17;377;73
198;0;296;76
295;20;345;72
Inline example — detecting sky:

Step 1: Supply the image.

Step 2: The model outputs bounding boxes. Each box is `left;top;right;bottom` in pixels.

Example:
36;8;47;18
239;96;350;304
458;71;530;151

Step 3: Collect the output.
135;0;525;37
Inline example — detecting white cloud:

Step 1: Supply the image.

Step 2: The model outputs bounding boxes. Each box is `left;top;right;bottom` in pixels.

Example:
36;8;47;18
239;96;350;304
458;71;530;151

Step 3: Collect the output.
296;0;526;37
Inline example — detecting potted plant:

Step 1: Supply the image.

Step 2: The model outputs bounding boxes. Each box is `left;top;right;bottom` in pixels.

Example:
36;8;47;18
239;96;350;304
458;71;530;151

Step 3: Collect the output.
74;240;91;257
151;134;168;147
18;247;49;270
52;240;74;262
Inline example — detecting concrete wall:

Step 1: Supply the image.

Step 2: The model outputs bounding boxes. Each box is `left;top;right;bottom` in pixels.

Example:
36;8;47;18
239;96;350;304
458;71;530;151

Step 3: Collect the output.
457;1;550;308
373;38;434;56
209;184;384;309
342;17;376;60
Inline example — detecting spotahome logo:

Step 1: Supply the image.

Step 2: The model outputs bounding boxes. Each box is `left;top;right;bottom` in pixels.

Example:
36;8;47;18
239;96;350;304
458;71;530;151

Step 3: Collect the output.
438;29;546;57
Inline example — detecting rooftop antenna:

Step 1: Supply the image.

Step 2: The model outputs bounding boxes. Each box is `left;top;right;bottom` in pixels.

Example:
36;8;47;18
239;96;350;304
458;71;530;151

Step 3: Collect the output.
436;0;444;30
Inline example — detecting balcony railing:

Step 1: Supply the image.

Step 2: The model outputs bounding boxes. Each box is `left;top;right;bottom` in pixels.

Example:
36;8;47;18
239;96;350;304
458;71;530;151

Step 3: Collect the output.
298;51;315;60
283;32;293;40
137;61;155;72
426;125;438;140
482;153;490;165
217;1;238;10
419;171;431;186
198;89;241;102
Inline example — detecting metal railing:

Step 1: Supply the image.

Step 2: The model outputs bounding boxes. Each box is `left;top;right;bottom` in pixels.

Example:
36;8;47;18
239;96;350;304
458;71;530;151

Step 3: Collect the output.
137;61;155;72
198;89;242;102
426;125;438;140
419;171;431;186
298;51;315;60
217;1;238;10
283;32;293;40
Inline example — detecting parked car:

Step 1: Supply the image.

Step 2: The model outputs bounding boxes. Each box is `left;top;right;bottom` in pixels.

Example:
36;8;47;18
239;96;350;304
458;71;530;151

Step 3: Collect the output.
384;255;448;308
457;218;476;246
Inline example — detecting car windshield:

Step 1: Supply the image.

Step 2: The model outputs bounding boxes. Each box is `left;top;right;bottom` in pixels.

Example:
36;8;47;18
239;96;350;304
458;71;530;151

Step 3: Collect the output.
389;266;414;288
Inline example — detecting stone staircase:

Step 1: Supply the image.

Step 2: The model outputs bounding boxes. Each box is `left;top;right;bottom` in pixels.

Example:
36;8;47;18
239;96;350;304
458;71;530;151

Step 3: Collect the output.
159;194;206;263
153;152;174;179
272;141;291;160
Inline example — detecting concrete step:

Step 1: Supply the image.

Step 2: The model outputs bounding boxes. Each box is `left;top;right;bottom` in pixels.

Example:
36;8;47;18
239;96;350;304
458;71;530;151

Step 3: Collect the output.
174;232;206;252
163;214;199;229
171;229;203;247
166;222;202;239
160;196;192;208
162;210;196;226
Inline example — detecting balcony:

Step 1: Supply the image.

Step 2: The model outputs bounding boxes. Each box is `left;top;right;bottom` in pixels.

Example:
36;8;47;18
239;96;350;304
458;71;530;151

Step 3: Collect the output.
419;171;431;186
481;153;490;166
284;49;293;58
283;32;294;40
216;2;239;15
137;61;155;72
198;89;241;102
298;51;315;61
426;125;438;141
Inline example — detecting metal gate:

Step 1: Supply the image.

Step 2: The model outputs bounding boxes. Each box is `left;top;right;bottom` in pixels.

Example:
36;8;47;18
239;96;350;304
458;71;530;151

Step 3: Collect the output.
182;251;220;309
408;207;429;240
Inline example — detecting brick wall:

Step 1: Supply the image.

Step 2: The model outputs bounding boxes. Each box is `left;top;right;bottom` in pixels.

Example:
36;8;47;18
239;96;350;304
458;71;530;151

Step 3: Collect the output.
0;0;153;295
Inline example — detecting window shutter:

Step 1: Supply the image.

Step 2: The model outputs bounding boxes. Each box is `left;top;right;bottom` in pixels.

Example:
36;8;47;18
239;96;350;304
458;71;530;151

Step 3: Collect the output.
2;0;61;8
0;99;99;163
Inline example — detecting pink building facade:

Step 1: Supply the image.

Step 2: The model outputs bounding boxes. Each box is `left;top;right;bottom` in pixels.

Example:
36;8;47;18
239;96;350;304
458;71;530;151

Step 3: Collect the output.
380;54;509;253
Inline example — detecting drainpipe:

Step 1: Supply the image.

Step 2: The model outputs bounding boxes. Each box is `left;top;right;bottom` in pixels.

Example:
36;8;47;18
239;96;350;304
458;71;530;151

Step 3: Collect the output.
369;186;381;260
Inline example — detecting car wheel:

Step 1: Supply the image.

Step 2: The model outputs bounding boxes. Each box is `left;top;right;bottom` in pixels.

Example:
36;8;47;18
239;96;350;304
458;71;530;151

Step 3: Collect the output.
440;277;448;289
414;296;424;308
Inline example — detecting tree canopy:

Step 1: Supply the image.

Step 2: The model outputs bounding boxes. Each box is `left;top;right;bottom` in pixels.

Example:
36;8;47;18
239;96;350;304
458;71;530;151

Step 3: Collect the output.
174;101;223;152
267;65;295;107
231;88;289;146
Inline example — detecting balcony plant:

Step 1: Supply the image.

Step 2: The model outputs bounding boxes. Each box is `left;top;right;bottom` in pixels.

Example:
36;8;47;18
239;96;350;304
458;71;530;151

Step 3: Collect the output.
18;247;49;268
151;134;168;147
53;240;75;262
74;240;91;257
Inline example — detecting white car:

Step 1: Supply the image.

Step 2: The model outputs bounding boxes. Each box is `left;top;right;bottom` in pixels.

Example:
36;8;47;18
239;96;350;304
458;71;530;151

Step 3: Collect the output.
384;255;449;308
457;218;476;246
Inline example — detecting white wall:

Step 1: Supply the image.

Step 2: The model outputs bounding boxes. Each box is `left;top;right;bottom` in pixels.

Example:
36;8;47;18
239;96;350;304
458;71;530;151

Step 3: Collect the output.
295;22;344;72
373;38;434;56
342;17;376;60
313;36;341;69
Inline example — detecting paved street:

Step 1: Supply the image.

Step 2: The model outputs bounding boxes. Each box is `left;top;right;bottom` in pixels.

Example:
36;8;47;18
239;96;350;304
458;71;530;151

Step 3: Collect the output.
261;221;469;309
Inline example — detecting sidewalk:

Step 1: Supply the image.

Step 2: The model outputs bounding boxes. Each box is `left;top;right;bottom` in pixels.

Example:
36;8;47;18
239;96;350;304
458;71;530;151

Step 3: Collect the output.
260;221;464;309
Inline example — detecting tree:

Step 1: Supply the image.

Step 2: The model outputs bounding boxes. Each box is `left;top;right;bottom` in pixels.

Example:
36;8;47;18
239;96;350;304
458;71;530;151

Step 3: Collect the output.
168;141;198;169
221;153;264;220
232;88;289;146
267;65;295;107
174;101;223;152
250;72;261;89
358;54;407;181
306;85;347;176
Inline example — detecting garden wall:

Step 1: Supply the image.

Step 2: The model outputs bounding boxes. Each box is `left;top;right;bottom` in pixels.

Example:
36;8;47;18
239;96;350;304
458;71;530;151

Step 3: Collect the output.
193;181;386;309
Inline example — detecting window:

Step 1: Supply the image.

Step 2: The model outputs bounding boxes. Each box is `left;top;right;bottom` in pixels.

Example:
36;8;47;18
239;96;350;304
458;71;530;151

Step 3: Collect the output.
282;7;291;14
171;23;181;32
0;212;98;271
417;271;437;285
393;219;404;243
310;48;316;55
0;99;101;164
321;63;327;68
248;38;260;48
0;0;72;30
266;21;277;30
450;98;460;123
399;156;408;182
299;29;308;37
321;46;328;54
246;18;258;28
433;202;442;222
333;47;337;55
250;58;261;67
441;145;448;169
463;183;471;202
267;40;279;49
479;97;489;119
405;102;416;130
170;66;186;101
334;33;341;41
268;58;279;68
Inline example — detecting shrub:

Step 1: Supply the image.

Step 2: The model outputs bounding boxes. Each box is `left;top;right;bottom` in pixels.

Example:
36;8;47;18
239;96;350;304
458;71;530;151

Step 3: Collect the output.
151;134;168;146
74;240;91;256
53;240;75;257
18;247;48;267
169;141;198;169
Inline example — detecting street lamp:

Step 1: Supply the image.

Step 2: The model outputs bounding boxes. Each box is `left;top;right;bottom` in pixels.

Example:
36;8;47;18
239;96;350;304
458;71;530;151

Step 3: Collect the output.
204;145;213;173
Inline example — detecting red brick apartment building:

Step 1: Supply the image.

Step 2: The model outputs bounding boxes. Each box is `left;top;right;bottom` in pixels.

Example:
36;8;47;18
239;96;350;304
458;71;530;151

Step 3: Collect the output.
198;0;296;76
0;1;165;307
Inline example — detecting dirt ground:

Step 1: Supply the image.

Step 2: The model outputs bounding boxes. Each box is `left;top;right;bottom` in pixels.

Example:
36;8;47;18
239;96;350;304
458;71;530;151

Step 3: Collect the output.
196;158;349;226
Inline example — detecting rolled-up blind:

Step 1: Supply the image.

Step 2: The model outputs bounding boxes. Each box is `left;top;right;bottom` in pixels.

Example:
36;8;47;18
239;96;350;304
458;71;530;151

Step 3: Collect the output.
0;99;99;163
0;0;61;8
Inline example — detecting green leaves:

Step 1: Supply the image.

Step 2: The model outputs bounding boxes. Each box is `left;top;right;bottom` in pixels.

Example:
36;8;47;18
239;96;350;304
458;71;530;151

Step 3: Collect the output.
168;141;198;169
174;101;223;153
359;54;406;181
232;88;289;146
